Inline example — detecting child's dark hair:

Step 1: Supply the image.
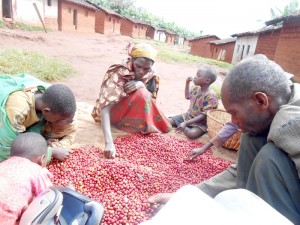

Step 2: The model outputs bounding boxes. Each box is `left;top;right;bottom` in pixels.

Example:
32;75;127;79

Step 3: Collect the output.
201;65;217;84
11;132;47;159
42;84;76;116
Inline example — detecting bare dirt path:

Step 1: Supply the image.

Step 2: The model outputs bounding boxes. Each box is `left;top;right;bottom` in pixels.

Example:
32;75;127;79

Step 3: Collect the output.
0;29;237;162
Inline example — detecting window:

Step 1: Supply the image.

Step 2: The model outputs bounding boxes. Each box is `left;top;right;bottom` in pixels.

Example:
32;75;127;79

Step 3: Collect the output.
68;8;71;13
141;26;143;30
246;45;250;55
215;48;218;53
236;45;240;52
85;11;88;17
135;25;138;28
240;45;245;60
47;0;52;6
109;17;111;22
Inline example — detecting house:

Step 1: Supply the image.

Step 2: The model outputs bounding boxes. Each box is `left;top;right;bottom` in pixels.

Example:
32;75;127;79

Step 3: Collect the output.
209;38;236;63
175;35;185;45
165;30;177;44
87;2;122;35
231;26;282;64
154;28;167;42
1;0;58;30
189;35;220;58
146;25;156;39
120;17;148;38
266;13;300;82
58;0;97;32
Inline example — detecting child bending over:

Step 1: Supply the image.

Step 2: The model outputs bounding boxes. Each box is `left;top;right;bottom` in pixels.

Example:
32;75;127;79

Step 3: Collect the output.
0;132;53;225
169;66;218;139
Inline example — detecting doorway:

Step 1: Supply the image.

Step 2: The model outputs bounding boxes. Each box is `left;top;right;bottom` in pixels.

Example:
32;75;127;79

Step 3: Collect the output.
2;0;12;18
73;9;77;30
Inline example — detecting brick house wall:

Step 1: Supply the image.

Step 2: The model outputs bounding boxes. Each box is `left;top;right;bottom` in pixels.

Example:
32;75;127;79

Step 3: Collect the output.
121;19;147;38
210;42;235;63
95;10;121;34
273;18;300;82
58;1;95;32
190;37;219;58
166;34;176;44
146;26;155;39
255;30;281;60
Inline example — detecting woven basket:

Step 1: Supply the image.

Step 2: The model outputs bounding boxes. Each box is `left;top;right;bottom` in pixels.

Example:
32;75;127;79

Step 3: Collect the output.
207;109;242;151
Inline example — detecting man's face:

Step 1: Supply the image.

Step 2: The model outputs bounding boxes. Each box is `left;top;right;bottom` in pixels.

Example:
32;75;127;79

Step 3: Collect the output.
221;85;272;136
132;58;153;80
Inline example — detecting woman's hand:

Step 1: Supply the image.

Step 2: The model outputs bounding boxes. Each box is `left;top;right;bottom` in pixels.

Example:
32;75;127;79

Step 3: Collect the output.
104;142;116;159
124;81;145;94
186;76;193;84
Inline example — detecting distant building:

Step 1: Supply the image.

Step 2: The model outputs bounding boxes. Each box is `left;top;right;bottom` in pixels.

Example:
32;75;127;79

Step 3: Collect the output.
231;26;282;64
90;3;123;35
120;16;148;38
1;0;58;30
189;35;220;58
154;28;167;42
266;13;300;82
209;38;236;63
58;0;97;32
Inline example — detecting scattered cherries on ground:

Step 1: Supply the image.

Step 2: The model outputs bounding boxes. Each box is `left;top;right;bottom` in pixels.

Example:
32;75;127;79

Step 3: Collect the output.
48;133;232;225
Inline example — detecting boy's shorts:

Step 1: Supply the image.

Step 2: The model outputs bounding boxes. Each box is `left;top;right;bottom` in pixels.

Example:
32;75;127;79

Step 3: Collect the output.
169;115;186;127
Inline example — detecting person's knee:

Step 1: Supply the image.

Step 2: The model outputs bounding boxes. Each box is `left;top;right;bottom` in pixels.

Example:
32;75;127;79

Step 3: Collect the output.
252;143;284;173
184;128;204;139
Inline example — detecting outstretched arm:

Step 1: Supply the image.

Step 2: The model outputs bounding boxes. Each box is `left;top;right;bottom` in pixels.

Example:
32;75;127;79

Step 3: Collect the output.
101;104;116;159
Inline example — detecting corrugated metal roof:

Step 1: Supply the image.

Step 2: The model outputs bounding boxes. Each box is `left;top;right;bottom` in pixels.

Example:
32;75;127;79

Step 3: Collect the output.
124;16;149;26
209;38;236;45
266;12;300;25
64;0;97;10
190;35;220;42
156;28;176;35
86;0;123;18
231;25;282;37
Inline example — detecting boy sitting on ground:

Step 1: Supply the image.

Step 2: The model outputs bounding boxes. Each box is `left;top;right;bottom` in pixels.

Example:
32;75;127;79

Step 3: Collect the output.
0;74;76;162
0;132;53;225
169;66;218;139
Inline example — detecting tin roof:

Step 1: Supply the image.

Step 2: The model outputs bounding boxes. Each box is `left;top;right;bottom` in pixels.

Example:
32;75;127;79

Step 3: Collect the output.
124;16;149;26
265;12;300;25
209;38;236;45
190;35;220;42
64;0;97;10
231;25;282;37
86;1;123;18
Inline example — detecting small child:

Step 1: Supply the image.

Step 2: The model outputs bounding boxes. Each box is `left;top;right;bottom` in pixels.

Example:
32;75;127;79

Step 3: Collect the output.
169;65;218;139
0;132;53;225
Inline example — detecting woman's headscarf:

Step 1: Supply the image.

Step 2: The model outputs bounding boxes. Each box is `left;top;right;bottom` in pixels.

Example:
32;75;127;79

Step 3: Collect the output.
128;43;157;62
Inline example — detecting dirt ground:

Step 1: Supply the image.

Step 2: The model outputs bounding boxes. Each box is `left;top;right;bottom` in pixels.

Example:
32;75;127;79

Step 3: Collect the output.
0;29;237;162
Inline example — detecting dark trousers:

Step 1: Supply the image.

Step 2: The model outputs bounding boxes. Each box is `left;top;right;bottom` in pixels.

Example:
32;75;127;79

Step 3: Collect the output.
198;133;300;224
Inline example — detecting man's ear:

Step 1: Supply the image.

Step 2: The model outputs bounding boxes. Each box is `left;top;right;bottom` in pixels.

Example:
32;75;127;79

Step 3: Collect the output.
253;92;269;110
205;78;211;84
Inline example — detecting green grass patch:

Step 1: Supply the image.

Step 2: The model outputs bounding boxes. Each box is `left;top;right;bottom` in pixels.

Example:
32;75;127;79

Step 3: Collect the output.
158;49;232;69
0;20;5;28
15;22;45;31
211;83;222;99
0;49;75;81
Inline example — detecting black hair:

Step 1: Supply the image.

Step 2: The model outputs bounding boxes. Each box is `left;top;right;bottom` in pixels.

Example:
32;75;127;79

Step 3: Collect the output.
199;65;217;84
11;132;47;159
42;84;76;116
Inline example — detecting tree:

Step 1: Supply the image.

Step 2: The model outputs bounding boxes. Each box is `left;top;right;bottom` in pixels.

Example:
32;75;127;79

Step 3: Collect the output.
270;0;299;18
